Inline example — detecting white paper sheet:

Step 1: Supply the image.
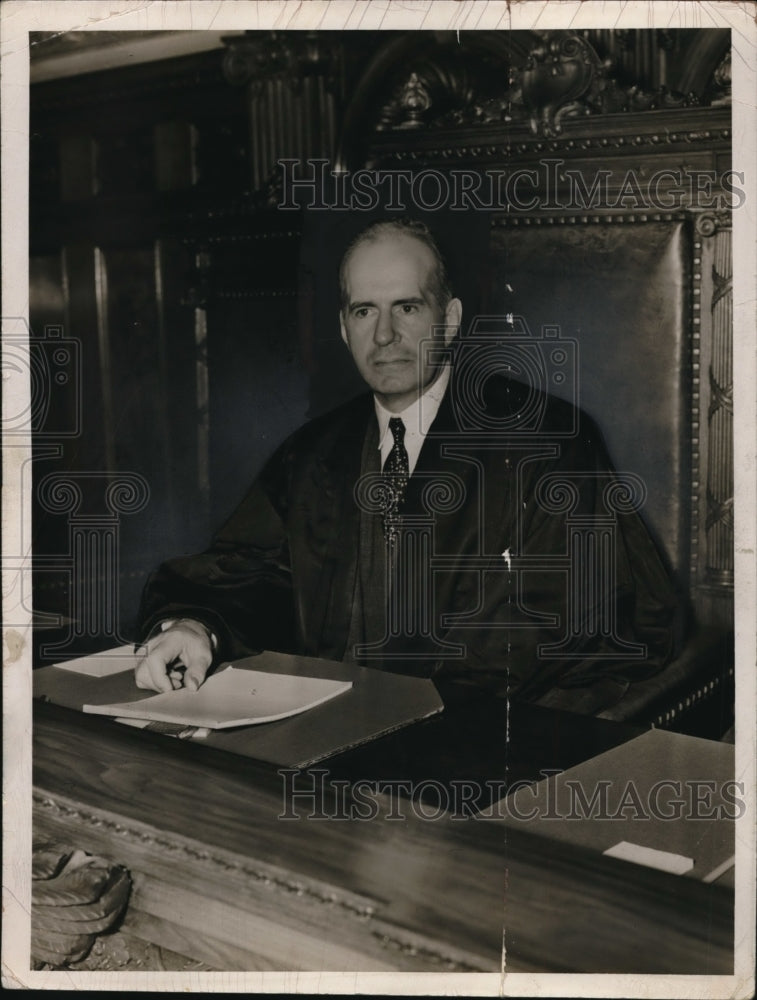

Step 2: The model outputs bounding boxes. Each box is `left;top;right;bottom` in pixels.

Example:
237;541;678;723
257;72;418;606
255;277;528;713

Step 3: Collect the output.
82;665;352;729
52;644;137;677
603;841;695;876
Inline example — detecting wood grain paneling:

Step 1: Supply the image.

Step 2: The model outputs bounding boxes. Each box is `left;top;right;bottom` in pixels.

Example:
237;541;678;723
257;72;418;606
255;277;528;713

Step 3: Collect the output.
33;703;733;973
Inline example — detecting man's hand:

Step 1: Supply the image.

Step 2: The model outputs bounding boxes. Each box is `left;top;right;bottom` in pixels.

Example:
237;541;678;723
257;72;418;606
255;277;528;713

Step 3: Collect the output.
134;620;213;693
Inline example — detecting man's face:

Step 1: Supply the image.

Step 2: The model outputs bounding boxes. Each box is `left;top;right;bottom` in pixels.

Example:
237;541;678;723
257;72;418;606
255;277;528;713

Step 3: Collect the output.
339;233;462;413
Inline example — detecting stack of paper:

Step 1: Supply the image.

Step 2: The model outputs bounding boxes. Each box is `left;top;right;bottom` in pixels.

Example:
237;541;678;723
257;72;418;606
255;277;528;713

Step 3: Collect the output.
34;647;444;767
82;665;352;730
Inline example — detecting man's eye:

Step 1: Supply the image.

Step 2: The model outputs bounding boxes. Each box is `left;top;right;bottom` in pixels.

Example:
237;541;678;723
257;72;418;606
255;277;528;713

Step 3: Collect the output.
399;304;419;315
353;307;370;318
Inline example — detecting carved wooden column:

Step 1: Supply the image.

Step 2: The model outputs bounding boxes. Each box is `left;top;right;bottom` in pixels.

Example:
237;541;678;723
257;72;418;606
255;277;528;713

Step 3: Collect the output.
693;211;733;626
221;31;342;196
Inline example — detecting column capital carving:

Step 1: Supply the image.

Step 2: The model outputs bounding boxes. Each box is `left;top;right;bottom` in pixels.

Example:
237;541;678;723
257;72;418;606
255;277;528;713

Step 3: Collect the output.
221;31;340;93
694;210;732;237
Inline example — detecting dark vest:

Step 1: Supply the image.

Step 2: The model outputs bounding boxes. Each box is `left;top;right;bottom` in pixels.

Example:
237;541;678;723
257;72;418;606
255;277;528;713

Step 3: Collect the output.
344;416;390;666
344;415;445;677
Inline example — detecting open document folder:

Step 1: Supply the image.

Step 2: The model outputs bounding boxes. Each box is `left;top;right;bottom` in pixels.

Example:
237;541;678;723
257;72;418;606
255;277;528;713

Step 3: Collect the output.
33;646;444;767
82;665;352;729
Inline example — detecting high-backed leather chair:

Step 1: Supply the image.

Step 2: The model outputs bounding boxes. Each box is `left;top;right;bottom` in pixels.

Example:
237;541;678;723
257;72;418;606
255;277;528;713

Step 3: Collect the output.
335;28;735;737
486;219;733;734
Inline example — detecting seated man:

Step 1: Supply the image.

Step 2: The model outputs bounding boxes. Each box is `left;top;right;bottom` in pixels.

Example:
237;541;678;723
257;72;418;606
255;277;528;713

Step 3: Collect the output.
135;217;679;706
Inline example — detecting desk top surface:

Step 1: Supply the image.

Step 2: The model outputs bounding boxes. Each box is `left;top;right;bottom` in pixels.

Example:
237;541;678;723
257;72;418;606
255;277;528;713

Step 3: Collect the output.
32;683;735;974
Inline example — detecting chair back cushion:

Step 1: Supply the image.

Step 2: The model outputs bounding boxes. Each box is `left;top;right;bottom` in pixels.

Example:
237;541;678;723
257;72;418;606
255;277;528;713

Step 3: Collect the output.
487;220;690;585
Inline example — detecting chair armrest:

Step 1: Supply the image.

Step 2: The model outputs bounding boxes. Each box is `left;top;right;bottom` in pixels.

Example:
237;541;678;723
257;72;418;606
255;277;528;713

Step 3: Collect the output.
529;627;734;740
598;626;734;734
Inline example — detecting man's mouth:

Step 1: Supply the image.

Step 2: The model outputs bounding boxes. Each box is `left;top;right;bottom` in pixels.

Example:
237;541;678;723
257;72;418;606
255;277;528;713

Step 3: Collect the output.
373;358;413;366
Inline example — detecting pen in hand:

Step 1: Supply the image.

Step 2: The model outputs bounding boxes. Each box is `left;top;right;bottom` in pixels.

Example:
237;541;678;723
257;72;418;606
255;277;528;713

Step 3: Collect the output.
134;621;212;693
167;660;200;691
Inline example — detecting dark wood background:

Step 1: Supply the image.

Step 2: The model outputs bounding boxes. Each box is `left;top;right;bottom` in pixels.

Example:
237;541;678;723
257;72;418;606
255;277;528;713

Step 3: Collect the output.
28;28;733;655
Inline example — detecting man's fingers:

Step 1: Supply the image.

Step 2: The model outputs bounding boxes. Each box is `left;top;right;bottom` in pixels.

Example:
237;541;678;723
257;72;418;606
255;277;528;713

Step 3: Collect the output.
168;670;185;690
134;649;173;693
133;625;213;693
171;629;212;691
135;630;186;692
183;650;212;692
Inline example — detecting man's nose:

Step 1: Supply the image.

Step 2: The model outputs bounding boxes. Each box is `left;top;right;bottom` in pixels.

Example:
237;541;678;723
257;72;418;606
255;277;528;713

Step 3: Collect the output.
373;308;397;346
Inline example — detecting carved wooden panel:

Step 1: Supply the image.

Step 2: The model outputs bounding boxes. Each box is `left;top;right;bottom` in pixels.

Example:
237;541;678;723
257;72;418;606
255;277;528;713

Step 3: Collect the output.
29;50;251;648
693;213;733;627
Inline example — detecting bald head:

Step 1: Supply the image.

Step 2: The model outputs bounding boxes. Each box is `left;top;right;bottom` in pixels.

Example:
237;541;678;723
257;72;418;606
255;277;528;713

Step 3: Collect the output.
339;218;452;315
338;221;462;413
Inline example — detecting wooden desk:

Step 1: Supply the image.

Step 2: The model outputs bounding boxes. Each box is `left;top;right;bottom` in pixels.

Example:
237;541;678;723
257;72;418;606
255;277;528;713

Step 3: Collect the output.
32;694;734;974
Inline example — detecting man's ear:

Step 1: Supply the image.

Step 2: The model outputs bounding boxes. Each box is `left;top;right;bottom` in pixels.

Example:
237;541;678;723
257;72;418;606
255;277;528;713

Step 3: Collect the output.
339;313;349;347
443;298;462;345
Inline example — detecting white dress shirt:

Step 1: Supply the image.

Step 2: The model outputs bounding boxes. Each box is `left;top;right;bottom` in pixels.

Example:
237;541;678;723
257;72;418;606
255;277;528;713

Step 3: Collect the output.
374;364;451;475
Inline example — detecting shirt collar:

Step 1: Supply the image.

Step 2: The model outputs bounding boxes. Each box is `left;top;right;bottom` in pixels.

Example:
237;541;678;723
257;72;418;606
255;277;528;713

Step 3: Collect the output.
374;364;451;449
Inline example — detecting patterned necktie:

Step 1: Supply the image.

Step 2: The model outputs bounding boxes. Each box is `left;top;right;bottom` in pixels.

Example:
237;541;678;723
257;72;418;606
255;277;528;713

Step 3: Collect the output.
382;417;409;545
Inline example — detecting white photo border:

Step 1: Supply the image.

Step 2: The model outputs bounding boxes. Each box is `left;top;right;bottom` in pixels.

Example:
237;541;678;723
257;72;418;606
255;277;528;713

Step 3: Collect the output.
2;2;755;995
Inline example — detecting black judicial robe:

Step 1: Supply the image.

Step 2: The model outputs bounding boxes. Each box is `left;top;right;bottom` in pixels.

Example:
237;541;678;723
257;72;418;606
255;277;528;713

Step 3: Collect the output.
138;374;680;703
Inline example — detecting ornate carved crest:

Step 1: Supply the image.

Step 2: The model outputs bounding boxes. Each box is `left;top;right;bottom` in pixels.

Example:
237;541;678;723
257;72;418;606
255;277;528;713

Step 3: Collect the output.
520;33;605;135
373;31;715;138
